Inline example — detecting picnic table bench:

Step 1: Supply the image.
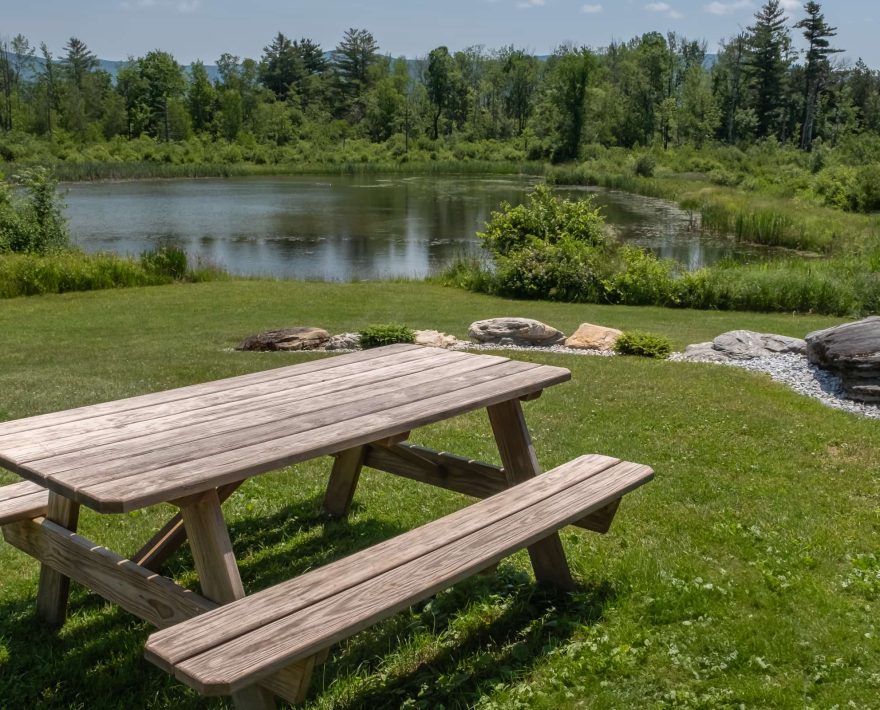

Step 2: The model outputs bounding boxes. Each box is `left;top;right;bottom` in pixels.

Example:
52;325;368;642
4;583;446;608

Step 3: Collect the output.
0;344;653;708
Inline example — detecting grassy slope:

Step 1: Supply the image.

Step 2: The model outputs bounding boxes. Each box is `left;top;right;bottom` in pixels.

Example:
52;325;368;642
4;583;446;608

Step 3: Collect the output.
1;281;878;709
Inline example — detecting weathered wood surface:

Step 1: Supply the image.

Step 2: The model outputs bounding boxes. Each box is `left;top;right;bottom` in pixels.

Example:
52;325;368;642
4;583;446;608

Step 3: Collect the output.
488;399;574;590
362;443;624;533
145;456;653;695
35;492;80;626
322;446;366;518
0;480;49;524
3;516;217;627
0;347;568;513
177;489;314;707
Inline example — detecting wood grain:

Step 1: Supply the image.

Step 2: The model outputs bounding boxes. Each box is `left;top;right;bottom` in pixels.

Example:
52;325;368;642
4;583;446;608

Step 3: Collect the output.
146;458;654;695
487;399;574;590
35;492;80;626
146;454;626;668
2;516;217;627
0;344;422;441
61;361;568;512
0;480;49;524
322;447;366;518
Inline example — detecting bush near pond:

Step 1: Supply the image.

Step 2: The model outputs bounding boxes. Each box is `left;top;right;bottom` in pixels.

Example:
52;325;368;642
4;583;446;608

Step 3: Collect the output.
443;184;880;317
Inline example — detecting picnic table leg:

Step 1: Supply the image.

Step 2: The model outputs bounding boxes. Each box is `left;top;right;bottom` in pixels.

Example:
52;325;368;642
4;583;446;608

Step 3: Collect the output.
178;489;318;709
323;446;366;518
35;491;81;626
178;489;275;710
133;480;244;572
487;399;576;591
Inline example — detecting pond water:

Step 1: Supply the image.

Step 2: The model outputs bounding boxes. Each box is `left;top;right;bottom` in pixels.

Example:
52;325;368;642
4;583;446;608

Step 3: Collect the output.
63;174;762;281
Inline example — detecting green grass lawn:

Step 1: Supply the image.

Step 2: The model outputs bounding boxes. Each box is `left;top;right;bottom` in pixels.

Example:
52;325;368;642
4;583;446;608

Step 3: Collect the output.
1;281;878;709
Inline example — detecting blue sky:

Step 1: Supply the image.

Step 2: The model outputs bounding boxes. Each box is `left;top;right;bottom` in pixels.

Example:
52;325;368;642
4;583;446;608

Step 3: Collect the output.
5;0;879;67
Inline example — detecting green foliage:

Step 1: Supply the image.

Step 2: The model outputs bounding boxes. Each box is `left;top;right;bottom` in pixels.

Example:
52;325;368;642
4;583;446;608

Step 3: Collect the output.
478;184;607;258
0;168;69;254
358;323;416;348
613;330;673;358
633;153;656;178
140;245;189;280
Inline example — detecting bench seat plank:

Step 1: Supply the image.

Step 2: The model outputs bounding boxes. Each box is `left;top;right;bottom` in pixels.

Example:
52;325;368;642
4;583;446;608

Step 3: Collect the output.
0;481;49;525
145;456;653;695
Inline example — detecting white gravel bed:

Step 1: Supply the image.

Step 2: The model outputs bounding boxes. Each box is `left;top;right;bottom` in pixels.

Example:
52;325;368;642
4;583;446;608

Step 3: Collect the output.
669;351;880;420
451;342;615;356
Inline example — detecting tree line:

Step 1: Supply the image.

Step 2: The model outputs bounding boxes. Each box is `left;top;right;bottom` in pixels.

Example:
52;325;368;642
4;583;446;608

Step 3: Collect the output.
0;1;878;162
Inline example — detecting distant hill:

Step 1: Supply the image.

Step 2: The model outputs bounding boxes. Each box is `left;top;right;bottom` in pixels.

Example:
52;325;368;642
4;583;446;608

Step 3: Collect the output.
13;51;717;84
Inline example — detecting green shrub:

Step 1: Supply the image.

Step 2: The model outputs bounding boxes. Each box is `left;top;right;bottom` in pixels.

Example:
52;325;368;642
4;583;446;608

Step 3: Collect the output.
613;330;673;358
633;153;656;178
0;168;70;254
140;245;189;280
358;324;416;349
478;183;608;258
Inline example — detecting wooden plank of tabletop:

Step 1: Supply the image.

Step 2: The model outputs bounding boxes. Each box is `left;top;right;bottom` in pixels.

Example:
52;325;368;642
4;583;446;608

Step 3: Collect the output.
145;454;624;667
25;353;513;482
0;344;423;440
4;348;474;464
73;361;571;512
0;345;436;455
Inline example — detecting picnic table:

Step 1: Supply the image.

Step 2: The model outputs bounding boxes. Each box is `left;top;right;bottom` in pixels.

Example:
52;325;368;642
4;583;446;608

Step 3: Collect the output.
0;344;653;708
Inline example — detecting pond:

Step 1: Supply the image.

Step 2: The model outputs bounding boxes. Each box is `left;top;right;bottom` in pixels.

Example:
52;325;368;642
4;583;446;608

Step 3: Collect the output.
63;174;764;281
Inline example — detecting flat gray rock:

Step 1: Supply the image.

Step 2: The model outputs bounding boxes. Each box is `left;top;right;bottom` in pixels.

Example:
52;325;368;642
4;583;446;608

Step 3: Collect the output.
679;330;806;362
237;327;330;352
468;318;566;347
806;317;880;403
324;332;361;351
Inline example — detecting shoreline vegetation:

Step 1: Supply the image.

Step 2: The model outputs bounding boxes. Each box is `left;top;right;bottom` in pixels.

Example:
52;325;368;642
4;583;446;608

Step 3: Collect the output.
1;148;879;315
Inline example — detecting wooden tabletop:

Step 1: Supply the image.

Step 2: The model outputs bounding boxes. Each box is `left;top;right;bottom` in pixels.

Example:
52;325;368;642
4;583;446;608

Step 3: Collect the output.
0;345;570;513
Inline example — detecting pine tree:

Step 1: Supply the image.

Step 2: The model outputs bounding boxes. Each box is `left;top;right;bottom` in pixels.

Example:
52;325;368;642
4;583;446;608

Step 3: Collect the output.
746;0;792;139
795;2;842;149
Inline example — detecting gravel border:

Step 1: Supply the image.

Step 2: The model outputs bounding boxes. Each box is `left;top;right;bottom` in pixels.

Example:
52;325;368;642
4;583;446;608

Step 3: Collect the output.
669;351;880;420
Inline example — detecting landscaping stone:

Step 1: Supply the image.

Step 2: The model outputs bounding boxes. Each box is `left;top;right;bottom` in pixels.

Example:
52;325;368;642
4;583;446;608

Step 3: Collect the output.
324;332;361;351
468;318;566;347
806;316;880;403
237;327;330;352
414;329;460;349
564;323;623;351
678;330;806;362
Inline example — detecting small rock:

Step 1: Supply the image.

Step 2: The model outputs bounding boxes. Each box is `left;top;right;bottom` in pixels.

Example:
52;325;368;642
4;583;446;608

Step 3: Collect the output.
468;317;565;347
237;327;329;352
325;332;361;351
564;323;623;351
806;316;880;404
414;329;460;349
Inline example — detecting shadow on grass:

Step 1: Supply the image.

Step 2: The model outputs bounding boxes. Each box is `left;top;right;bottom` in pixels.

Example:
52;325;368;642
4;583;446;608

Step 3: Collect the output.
0;496;615;709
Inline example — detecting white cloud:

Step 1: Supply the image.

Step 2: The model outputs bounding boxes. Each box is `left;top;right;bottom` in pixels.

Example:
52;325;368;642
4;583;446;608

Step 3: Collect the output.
581;3;603;13
517;0;545;7
645;2;683;18
121;0;201;12
704;0;752;15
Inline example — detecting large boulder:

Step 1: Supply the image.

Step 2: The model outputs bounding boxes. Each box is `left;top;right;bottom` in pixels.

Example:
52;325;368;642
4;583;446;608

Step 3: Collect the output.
806;317;880;403
678;330;806;362
564;323;623;352
468;318;565;347
237;327;330;352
